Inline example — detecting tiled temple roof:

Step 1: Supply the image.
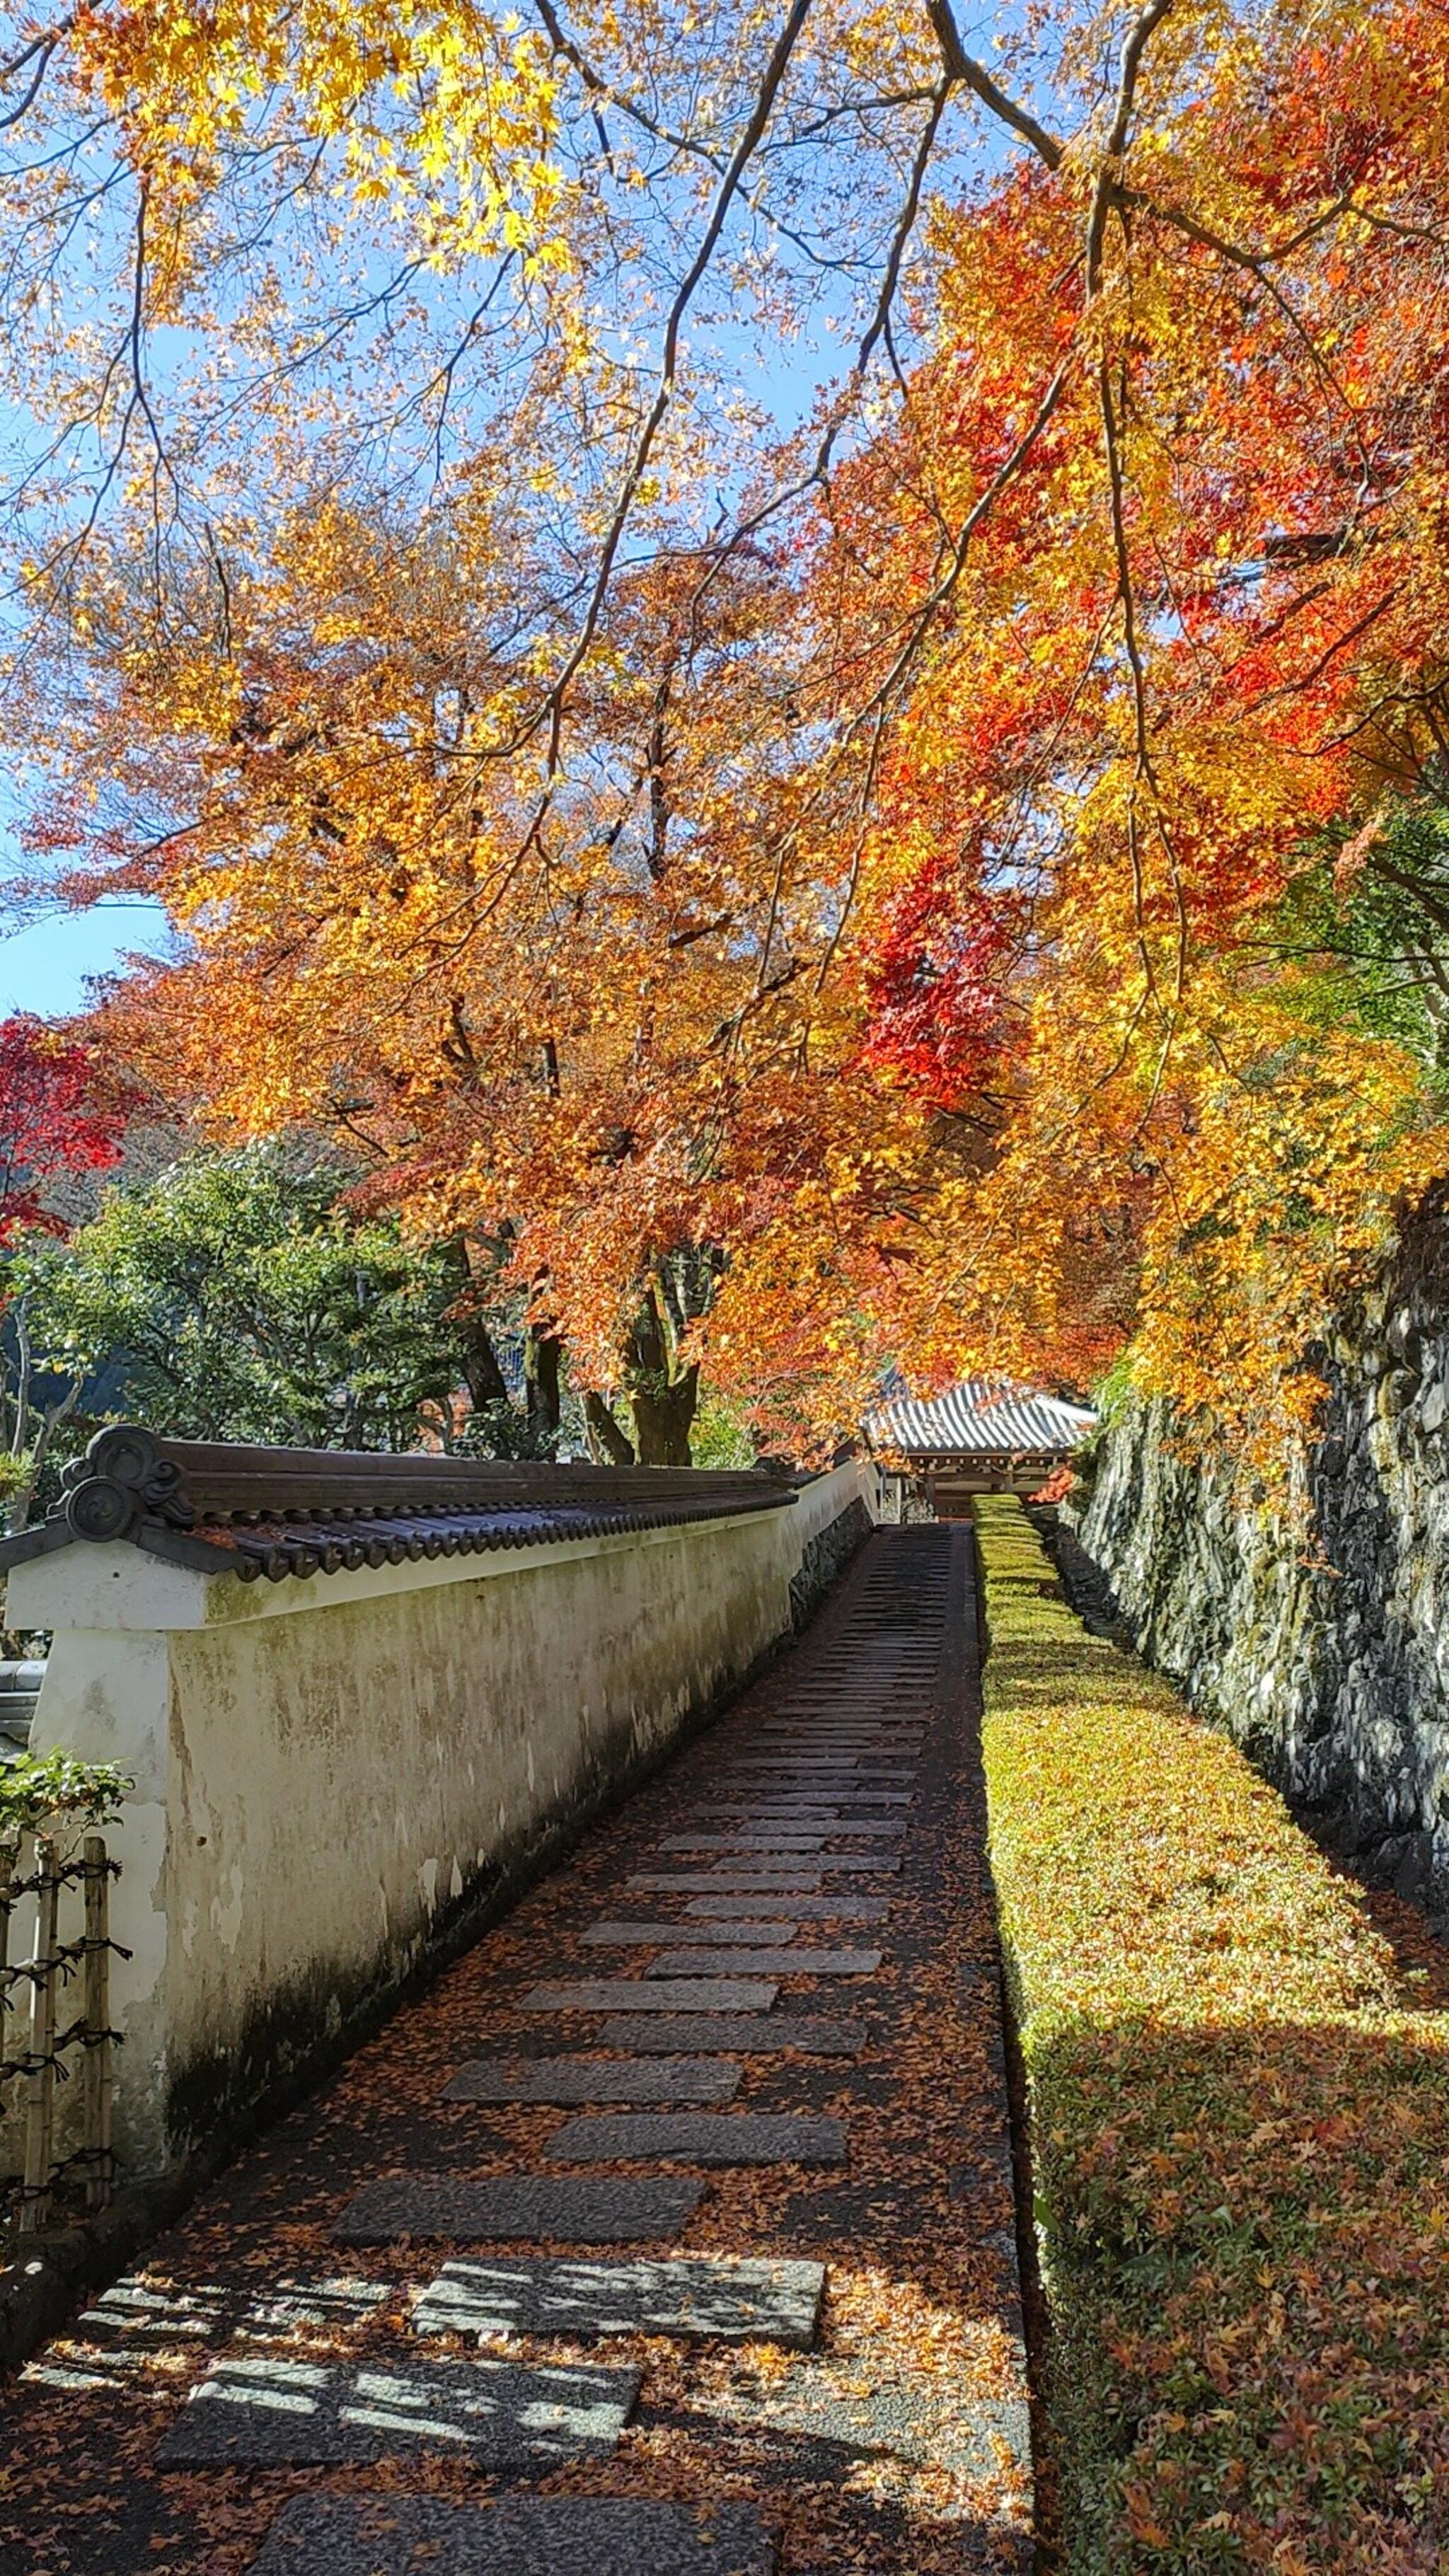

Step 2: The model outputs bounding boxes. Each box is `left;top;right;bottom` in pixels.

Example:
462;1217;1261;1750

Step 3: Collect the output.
866;1379;1097;1463
0;1426;796;1584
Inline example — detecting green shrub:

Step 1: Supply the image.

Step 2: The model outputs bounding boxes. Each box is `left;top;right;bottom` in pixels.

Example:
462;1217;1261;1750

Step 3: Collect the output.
976;1497;1448;2575
0;1750;131;1840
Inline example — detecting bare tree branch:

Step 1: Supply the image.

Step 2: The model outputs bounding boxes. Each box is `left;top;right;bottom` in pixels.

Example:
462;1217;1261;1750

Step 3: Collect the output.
926;0;1064;170
1086;0;1177;293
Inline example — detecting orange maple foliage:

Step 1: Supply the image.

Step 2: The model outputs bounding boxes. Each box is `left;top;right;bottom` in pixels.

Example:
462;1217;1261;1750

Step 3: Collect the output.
802;2;1449;1457
1;0;1446;1462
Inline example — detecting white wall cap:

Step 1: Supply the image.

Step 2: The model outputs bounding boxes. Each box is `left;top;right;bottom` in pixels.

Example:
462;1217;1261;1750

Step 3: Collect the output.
6;1504;801;1634
7;1541;214;1632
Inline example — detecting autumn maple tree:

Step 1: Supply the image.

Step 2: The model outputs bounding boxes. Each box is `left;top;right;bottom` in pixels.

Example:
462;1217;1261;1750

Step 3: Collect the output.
0;1017;122;1243
0;1015;125;1518
0;0;1445;1460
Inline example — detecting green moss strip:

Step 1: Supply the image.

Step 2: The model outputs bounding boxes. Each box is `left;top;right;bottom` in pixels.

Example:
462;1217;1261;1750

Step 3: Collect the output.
975;1496;1448;2575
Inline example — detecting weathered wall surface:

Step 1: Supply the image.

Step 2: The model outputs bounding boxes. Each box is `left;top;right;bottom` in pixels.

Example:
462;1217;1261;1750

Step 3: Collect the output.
11;1463;877;2178
1065;1214;1449;1913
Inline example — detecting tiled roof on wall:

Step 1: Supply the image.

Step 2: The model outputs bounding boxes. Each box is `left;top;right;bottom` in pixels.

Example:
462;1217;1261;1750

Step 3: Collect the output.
0;1426;796;1584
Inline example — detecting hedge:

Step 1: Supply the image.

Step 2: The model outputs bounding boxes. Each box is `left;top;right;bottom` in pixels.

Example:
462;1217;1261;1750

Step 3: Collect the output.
975;1497;1448;2575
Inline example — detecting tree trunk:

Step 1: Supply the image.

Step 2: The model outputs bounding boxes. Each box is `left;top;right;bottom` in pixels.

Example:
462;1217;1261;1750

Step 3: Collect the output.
8;1381;80;1535
620;1284;698;1465
584;1391;635;1465
439;1235;512;1408
629;1362;698;1465
524;1326;562;1438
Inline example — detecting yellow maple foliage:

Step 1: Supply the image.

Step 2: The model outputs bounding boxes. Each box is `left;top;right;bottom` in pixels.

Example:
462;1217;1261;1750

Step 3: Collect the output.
1;0;1446;1465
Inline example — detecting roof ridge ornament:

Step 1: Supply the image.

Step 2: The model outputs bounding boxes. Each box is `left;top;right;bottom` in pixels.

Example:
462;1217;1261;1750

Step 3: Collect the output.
58;1425;196;1542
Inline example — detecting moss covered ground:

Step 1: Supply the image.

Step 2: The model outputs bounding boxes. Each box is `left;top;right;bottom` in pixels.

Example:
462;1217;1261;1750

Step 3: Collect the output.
976;1496;1448;2575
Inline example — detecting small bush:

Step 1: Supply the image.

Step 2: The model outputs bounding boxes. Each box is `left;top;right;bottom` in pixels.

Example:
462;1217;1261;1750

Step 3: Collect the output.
0;1750;131;1841
976;1496;1448;2575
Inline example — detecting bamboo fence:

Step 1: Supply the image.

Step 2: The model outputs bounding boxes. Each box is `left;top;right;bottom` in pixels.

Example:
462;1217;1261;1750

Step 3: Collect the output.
1;1830;121;2230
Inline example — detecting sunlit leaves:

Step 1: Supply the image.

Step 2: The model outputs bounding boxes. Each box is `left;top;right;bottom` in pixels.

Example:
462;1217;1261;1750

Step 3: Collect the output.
4;0;1449;1457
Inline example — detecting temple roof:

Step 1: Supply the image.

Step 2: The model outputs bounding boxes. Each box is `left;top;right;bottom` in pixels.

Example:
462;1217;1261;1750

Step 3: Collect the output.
866;1380;1097;1462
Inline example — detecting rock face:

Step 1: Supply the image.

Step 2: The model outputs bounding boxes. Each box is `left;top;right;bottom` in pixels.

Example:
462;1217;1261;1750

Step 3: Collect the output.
1063;1200;1449;1911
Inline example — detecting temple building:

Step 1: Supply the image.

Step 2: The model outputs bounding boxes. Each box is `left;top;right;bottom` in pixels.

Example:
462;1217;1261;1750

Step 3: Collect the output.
866;1379;1097;1518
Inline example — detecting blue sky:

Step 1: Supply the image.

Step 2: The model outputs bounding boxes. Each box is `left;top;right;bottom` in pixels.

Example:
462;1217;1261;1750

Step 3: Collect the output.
0;898;169;1020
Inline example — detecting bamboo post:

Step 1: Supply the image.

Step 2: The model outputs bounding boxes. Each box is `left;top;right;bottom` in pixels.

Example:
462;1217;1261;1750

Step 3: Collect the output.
18;1832;59;2235
0;1830;16;2125
82;1834;112;2212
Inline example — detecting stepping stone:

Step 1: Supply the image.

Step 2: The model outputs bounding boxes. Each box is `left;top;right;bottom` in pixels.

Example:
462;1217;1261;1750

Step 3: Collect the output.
249;2495;776;2576
334;2176;705;2244
717;1803;907;1823
722;1777;915;1794
687;1821;899;1839
659;1834;826;1853
603;2014;864;2055
670;1823;902;1844
816;1853;902;1873
721;1786;917;1797
701;1798;911;1815
729;1754;915;1767
727;1741;907;1762
647;1948;882;1978
731;1764;917;1781
749;1749;923;1761
686;1894;890;1922
628;1871;824;1895
695;1782;907;1803
718;1767;918;1782
751;1725;925;1736
412;2253;826;2347
740;1750;923;1762
630;1857;899;1886
546;2113;846;2167
443;2057;741;2106
771;1802;916;1815
156;2351;638;2468
707;1777;916;1792
521;1977;779;2012
581;1920;802;1948
712;1756;910;1767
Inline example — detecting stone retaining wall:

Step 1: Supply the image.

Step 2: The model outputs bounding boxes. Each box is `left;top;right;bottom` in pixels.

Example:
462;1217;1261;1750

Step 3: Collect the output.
1064;1202;1449;1914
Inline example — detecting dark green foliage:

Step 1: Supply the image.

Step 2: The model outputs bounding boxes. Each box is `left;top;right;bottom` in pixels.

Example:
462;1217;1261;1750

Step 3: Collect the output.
1283;796;1449;1086
9;1142;535;1456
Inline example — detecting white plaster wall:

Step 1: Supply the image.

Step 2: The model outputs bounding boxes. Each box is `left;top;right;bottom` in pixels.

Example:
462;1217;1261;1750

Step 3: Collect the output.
790;1460;874;1554
12;1466;878;2179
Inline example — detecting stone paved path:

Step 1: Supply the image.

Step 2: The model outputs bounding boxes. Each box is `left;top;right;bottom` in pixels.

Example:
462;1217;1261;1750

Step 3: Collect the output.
0;1527;1032;2574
